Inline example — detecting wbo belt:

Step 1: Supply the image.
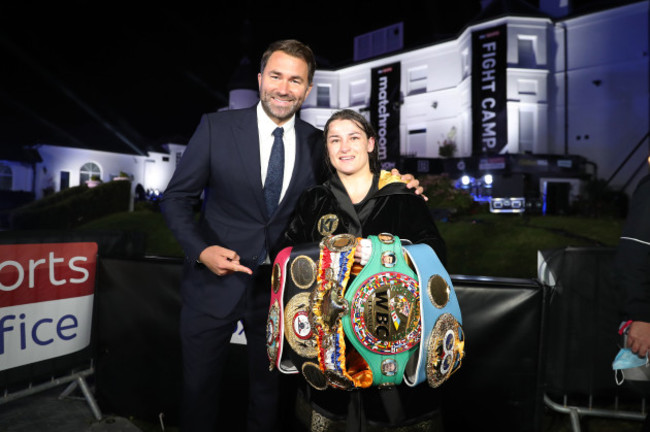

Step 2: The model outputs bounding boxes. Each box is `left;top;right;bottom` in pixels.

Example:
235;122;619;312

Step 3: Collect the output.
402;243;464;388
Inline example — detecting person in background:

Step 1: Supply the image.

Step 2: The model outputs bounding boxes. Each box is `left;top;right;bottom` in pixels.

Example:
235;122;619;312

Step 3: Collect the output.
160;40;424;431
615;166;650;431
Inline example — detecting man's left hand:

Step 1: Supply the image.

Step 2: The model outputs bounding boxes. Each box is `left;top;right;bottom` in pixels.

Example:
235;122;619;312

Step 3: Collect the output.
392;168;428;201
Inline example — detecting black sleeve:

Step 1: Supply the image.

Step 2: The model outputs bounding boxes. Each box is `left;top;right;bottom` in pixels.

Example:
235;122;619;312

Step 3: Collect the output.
616;175;650;321
283;187;327;247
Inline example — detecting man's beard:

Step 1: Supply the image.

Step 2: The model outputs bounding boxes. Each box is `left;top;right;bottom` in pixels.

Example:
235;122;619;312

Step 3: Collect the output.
260;93;299;122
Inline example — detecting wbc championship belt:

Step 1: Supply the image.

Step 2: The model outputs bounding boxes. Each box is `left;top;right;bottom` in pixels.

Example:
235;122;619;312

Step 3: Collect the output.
342;234;421;387
402;243;465;388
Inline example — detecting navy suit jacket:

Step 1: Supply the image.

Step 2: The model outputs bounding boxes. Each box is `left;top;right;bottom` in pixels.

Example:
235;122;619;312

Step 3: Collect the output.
161;106;323;317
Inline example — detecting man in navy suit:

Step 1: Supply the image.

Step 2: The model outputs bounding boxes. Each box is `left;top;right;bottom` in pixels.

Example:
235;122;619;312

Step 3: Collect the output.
161;39;321;432
161;39;422;431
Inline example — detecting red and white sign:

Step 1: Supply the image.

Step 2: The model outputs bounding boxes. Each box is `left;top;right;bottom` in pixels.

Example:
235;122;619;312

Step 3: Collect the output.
0;242;97;371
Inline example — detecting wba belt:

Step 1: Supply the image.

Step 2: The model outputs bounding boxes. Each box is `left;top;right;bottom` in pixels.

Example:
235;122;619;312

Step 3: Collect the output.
266;233;464;390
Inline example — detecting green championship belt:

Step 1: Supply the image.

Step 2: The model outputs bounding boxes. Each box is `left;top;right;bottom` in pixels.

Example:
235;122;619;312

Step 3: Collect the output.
342;234;421;386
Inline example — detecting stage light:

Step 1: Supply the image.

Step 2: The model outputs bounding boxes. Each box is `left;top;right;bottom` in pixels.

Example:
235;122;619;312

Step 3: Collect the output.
461;175;471;186
483;174;493;186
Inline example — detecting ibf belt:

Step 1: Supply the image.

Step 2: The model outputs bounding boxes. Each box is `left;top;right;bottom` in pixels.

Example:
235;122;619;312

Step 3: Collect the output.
402;243;465;388
342;234;421;387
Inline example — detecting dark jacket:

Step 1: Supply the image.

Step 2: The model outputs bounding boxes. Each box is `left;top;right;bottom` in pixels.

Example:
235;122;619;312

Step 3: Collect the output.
285;172;446;264
160;106;324;317
617;174;650;322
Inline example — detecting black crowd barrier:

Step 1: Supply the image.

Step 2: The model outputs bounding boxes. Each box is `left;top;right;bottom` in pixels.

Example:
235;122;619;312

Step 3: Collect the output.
540;247;621;398
540;247;646;411
441;276;545;432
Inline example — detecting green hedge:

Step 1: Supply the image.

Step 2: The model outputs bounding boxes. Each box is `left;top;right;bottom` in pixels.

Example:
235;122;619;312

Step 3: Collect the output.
10;180;131;230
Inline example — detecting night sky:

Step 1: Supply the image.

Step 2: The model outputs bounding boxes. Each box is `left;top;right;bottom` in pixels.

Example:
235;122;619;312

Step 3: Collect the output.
0;0;624;155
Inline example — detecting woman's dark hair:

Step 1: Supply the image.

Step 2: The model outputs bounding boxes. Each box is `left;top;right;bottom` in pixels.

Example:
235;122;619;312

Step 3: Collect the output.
323;109;380;174
260;39;316;85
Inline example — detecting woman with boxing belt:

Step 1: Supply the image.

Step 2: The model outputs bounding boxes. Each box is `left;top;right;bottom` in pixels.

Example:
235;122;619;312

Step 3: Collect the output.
282;109;447;432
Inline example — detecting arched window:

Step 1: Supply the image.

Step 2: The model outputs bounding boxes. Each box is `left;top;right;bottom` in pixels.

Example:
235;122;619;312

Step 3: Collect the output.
0;164;12;190
80;162;101;184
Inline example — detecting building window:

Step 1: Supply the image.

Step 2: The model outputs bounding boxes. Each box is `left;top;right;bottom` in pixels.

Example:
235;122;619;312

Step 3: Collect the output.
60;171;70;190
349;80;367;106
0;164;12;190
407;129;427;157
519;109;535;152
317;84;331;107
517;36;537;68
517;79;538;96
408;66;428;95
80;162;101;184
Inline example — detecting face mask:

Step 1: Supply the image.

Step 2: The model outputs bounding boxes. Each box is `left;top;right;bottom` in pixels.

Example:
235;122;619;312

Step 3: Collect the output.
613;348;648;385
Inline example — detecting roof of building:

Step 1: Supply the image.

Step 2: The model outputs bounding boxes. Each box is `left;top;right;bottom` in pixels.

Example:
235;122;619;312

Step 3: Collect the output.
0;146;42;164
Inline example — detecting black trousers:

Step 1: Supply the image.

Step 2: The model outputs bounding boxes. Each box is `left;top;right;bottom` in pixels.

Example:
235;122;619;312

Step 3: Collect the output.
179;265;279;432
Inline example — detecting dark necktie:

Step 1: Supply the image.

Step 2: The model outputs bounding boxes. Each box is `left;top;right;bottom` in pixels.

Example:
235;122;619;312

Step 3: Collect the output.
264;127;284;216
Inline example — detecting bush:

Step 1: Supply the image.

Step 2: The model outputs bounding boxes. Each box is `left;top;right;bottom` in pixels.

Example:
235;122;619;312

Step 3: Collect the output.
420;174;481;218
10;180;132;229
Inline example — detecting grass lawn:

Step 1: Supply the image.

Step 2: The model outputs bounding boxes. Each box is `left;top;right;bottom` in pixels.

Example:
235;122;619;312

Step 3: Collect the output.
438;212;623;278
77;208;624;279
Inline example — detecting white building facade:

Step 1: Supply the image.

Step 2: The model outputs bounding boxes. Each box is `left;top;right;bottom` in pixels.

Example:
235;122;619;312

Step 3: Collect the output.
298;0;648;195
2;143;186;200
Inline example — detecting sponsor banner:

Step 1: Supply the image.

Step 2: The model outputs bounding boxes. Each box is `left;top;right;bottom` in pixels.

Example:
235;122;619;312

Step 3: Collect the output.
472;24;508;155
0;242;97;371
479;157;507;170
0;296;94;371
370;62;401;170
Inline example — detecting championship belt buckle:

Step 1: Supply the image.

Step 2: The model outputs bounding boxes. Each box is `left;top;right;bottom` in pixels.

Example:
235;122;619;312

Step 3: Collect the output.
402;243;465;388
342;234;421;387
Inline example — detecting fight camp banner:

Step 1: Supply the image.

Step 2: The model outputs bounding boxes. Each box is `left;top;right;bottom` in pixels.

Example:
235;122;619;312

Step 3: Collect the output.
472;24;508;155
370;62;401;170
0;242;97;371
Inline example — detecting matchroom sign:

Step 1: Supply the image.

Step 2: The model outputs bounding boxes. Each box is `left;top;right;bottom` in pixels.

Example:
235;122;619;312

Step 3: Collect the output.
472;24;508;155
370;62;401;170
0;242;97;371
